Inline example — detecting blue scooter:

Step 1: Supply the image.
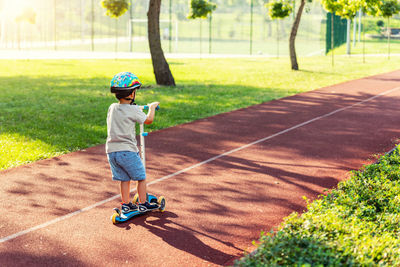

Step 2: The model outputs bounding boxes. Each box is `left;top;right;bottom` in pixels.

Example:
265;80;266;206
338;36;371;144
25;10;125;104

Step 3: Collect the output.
111;105;165;224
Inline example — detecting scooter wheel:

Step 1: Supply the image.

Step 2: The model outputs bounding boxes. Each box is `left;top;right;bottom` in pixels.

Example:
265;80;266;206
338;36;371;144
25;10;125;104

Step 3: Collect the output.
158;196;166;212
132;193;139;204
149;195;158;204
111;212;119;224
113;207;121;216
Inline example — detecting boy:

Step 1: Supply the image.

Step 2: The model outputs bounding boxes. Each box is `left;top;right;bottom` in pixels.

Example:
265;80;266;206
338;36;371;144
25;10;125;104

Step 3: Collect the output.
106;71;159;214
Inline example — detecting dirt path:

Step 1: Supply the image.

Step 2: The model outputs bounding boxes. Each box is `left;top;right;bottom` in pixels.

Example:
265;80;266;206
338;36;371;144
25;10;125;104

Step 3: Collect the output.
1;70;400;266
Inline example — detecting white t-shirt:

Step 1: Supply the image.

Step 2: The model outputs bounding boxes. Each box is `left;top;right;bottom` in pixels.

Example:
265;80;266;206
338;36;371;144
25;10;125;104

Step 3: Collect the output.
106;103;147;153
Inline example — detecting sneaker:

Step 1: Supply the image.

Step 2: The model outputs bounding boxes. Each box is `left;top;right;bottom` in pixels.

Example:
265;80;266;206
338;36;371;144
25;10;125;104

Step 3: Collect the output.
121;202;138;214
138;201;158;212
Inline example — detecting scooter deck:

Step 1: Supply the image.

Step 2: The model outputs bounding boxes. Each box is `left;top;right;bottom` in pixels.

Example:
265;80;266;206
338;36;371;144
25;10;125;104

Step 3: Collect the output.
111;194;166;224
113;209;146;223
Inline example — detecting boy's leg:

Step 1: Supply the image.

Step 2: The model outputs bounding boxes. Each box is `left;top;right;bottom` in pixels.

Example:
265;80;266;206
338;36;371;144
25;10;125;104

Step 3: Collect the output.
120;181;131;203
137;180;147;203
136;179;158;211
120;181;138;213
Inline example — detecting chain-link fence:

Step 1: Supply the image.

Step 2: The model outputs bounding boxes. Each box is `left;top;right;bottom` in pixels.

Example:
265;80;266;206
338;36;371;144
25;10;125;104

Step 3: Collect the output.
0;0;399;56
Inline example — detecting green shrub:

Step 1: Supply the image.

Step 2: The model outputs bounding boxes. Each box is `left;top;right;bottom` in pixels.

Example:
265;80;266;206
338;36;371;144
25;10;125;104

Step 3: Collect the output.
236;146;400;266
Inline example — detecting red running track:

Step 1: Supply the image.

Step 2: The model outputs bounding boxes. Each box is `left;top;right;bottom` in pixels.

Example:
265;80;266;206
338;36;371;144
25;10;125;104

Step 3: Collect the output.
1;70;400;266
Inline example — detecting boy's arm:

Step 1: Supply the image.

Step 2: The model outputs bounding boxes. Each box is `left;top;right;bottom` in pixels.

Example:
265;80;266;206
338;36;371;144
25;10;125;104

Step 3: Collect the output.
144;102;159;125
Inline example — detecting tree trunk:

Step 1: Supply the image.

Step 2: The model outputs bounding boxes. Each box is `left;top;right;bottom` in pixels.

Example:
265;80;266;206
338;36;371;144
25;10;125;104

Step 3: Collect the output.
289;0;305;70
147;0;175;86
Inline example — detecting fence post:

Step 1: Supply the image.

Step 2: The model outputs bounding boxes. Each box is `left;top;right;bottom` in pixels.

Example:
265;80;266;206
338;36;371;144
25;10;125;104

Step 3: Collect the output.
358;9;361;42
169;0;172;53
250;0;253;55
331;13;334;66
91;0;94;52
353;17;356;47
54;0;57;50
129;0;133;52
346;18;350;55
209;13;212;54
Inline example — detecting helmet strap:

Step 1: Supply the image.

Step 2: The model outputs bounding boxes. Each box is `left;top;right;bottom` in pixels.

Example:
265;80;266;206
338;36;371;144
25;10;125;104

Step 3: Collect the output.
123;96;136;105
125;90;136;105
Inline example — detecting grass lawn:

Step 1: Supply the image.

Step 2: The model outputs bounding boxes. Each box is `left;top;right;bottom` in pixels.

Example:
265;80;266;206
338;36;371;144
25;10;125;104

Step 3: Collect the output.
1;56;400;170
333;38;400;56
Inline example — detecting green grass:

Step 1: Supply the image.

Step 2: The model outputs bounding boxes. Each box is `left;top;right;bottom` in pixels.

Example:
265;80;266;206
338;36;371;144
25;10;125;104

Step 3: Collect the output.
1;56;400;170
235;147;400;266
333;38;400;55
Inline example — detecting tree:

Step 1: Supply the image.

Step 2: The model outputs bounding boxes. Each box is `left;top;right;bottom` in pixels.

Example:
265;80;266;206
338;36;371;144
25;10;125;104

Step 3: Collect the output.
288;0;307;70
267;0;292;58
101;0;129;53
359;0;381;62
15;7;37;50
321;0;382;65
326;0;359;55
376;0;400;59
267;0;308;70
187;0;217;55
321;0;348;66
102;0;175;86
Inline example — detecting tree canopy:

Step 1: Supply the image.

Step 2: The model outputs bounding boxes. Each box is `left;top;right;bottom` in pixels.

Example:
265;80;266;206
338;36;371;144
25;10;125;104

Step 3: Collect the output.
188;0;217;19
101;0;130;18
320;0;400;18
267;0;293;19
377;0;400;18
320;0;360;18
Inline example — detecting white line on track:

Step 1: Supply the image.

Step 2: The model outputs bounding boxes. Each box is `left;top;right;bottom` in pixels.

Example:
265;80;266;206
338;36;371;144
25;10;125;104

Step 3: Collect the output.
1;86;399;243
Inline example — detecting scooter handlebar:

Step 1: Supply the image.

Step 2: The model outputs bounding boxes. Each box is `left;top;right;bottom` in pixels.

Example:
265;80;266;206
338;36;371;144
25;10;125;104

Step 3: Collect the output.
143;105;160;111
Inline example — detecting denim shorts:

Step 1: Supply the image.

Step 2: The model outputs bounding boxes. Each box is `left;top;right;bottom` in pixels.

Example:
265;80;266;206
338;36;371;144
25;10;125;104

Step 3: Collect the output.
107;151;146;181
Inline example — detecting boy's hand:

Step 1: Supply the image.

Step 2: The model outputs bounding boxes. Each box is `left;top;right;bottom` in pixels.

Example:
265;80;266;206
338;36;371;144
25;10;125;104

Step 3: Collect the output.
148;102;160;110
144;102;159;125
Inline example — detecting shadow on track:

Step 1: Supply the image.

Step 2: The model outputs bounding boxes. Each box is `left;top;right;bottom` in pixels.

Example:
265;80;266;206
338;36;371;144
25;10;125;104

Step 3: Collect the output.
115;211;242;266
0;252;85;267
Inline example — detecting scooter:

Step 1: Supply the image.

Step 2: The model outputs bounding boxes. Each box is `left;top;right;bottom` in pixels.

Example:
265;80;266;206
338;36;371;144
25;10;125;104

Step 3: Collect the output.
111;105;165;224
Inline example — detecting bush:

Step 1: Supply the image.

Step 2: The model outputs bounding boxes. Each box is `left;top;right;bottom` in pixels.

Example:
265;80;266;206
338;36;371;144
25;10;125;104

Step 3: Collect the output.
377;20;385;27
235;146;400;266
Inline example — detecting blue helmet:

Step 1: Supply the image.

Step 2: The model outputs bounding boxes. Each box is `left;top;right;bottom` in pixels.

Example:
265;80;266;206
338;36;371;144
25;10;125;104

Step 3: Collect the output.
110;72;142;93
